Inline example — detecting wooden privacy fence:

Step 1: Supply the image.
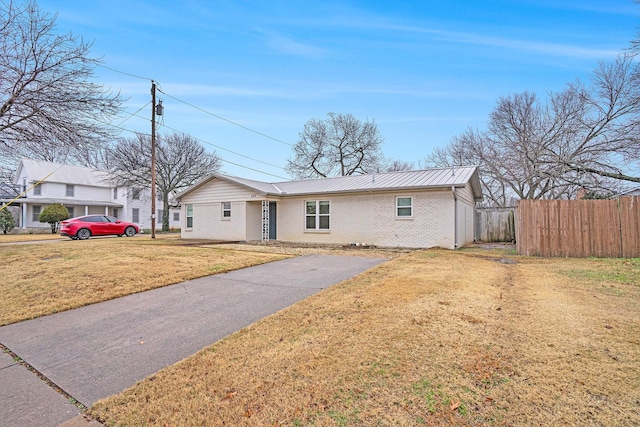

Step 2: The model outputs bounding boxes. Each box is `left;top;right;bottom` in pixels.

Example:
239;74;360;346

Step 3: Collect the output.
516;197;640;258
475;207;516;242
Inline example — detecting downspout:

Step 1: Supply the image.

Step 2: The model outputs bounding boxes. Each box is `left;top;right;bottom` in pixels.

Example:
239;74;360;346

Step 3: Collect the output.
452;186;458;249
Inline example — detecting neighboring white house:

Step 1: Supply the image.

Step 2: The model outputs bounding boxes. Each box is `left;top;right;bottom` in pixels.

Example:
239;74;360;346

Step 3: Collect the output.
176;166;483;249
10;159;181;230
619;187;640;197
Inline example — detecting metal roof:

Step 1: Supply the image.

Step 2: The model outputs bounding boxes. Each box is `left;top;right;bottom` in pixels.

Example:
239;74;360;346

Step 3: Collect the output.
178;166;482;201
14;159;112;187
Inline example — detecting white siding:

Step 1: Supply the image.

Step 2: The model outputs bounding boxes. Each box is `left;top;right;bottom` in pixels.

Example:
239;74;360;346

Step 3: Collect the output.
180;178;257;204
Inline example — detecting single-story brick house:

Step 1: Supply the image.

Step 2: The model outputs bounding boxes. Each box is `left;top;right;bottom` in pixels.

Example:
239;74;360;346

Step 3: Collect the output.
176;166;482;249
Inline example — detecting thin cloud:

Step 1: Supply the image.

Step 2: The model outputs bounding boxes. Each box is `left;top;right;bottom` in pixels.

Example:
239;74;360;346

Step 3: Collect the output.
260;31;328;58
353;22;621;60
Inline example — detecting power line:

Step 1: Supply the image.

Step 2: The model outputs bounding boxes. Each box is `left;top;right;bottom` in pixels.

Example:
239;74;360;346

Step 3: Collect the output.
95;62;294;148
122;111;287;172
98;117;290;180
94;62;153;81
157;89;294;147
117;101;151;127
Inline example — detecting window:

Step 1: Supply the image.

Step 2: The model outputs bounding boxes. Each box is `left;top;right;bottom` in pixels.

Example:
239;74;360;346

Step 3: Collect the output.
33;183;41;196
113;187;118;199
113;208;119;219
305;200;330;230
396;197;413;217
222;202;231;218
132;208;140;223
173;212;180;222
132;188;141;200
157;209;164;222
66;184;74;197
32;205;41;222
186;204;193;228
67;207;74;218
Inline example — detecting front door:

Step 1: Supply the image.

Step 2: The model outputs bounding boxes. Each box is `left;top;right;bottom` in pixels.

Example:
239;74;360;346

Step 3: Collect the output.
269;202;277;240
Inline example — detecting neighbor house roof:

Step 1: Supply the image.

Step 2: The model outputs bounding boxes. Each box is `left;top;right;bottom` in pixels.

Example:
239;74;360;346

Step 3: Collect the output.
177;166;483;201
618;186;640;196
13;159;112;187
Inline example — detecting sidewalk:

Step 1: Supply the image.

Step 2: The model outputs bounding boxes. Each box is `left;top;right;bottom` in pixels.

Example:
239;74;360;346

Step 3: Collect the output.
0;254;386;427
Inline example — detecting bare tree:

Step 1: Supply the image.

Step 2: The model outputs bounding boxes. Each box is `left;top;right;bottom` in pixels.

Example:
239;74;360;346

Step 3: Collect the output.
286;113;385;179
385;159;416;172
109;132;222;231
0;0;122;171
428;55;640;206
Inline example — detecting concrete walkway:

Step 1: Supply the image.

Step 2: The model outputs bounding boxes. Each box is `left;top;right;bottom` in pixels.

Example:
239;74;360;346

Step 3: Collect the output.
0;254;386;427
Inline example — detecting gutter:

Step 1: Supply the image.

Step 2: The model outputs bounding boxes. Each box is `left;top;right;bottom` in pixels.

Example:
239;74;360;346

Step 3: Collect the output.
452;186;458;249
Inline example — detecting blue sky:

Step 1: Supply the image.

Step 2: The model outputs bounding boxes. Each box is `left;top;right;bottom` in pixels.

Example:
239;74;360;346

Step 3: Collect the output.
38;0;638;181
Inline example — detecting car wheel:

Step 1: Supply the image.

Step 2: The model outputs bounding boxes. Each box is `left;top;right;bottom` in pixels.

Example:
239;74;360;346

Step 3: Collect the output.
124;226;136;237
76;228;91;240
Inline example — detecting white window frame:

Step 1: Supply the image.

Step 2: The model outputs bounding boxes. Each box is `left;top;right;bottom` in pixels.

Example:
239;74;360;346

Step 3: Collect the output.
305;200;330;231
66;184;75;197
113;187;118;199
33;183;41;196
173;212;180;222
396;196;413;218
32;205;41;222
132;208;140;223
132;188;141;200
186;204;193;229
222;202;231;219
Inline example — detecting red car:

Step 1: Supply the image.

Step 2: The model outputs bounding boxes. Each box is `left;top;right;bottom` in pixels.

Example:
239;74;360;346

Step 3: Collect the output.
60;215;139;240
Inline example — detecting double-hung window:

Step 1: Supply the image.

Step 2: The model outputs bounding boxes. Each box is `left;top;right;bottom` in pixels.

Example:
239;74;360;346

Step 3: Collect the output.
33;184;41;196
32;205;41;222
132;208;140;223
305;200;330;230
186;204;193;228
396;196;413;217
222;202;231;218
66;184;75;197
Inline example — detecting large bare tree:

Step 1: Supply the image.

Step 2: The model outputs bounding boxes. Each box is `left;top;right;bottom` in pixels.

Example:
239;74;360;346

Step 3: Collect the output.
0;0;122;171
286;112;385;179
108;132;222;231
428;54;640;206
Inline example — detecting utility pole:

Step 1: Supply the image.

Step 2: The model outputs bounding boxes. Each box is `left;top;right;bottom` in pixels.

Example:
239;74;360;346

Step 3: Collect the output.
150;81;157;239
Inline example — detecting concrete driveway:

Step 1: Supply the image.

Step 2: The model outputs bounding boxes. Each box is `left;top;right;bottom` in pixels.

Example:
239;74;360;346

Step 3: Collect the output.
0;254;386;427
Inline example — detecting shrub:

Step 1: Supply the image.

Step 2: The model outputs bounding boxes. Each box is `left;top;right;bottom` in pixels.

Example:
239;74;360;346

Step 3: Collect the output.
0;207;16;234
39;203;70;233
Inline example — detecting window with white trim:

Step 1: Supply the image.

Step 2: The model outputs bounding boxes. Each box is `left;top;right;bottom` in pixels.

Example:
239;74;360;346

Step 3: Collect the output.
396;196;413;217
132;188;141;200
132;208;140;223
305;200;330;230
173;212;180;221
67;207;74;218
33;184;41;196
186;204;193;228
222;202;231;218
66;184;74;197
32;205;41;222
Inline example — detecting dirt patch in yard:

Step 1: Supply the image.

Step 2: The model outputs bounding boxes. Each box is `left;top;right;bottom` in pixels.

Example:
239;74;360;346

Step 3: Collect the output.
90;249;640;426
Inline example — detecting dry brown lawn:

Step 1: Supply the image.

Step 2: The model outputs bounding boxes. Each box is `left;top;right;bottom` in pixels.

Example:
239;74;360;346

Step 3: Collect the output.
88;248;640;426
0;233;64;243
0;236;289;326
